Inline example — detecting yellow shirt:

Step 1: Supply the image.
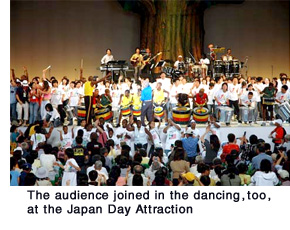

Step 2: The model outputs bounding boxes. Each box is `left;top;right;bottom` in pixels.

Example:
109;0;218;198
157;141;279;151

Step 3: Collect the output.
84;81;95;96
154;89;165;104
121;95;133;107
132;94;141;106
239;174;251;185
29;124;38;137
131;54;143;67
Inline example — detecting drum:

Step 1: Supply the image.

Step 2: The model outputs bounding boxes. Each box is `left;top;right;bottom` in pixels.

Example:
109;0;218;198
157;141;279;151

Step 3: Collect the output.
121;106;131;117
172;107;191;125
224;61;233;74
239;107;255;122
277;101;290;121
95;108;113;122
77;106;86;119
132;105;141;117
214;60;224;74
192;65;201;74
154;106;164;120
193;107;209;123
262;98;275;105
232;59;240;74
215;106;234;124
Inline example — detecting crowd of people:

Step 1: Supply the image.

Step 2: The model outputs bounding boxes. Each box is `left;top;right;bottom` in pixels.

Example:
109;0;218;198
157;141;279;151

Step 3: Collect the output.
10;67;290;186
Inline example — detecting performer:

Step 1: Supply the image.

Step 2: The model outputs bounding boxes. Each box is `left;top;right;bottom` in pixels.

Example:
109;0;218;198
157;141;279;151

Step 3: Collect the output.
101;48;114;65
193;88;208;108
228;76;240;122
141;79;153;126
261;82;276;125
117;89;133;126
239;91;257;123
222;48;234;62
141;48;152;74
208;44;216;77
153;82;169;122
174;55;185;71
130;47;143;81
84;74;110;125
199;54;210;77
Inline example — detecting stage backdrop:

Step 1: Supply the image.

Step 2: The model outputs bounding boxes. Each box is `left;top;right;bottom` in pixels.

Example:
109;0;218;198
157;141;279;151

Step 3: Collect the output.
11;0;289;80
10;0;140;80
204;0;290;79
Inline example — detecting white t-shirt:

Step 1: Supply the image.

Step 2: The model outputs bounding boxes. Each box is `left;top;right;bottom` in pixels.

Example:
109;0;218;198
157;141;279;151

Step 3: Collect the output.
253;83;265;102
207;89;215;105
164;125;181;150
111;89;121;109
101;54;114;64
69;88;80;107
31;133;46;150
240;94;257;107
170;84;179;104
50;87;63;106
47;108;60;121
228;84;240;101
250;171;279;186
276;91;289;103
178;83;191;95
40;154;56;172
61;131;73;148
150;127;162;148
59;84;69;101
214;89;229;105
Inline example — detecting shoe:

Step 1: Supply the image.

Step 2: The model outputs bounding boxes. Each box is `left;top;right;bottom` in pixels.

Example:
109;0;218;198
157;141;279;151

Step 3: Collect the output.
254;121;258;124
261;122;266;126
269;121;274;126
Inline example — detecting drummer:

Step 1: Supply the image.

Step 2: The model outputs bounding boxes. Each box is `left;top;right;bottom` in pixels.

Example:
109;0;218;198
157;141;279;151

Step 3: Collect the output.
199;54;210;76
174;55;185;71
275;85;289;104
261;82;276;126
153;82;169;123
222;48;234;62
239;92;257;124
117;89;133;127
192;89;208;108
214;83;230;107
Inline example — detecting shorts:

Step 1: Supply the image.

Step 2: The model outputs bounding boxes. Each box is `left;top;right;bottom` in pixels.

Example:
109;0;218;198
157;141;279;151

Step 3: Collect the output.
262;104;273;112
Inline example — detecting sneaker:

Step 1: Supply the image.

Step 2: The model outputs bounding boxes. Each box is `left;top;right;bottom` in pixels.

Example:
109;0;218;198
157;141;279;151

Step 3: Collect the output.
261;122;266;126
269;121;274;126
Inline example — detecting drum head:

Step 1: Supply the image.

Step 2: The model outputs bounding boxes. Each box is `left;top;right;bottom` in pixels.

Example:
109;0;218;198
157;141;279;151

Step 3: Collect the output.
154;107;163;113
193;107;209;114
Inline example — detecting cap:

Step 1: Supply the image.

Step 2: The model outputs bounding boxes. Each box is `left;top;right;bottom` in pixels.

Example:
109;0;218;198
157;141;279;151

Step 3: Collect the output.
178;55;183;58
190;120;196;123
182;172;196;182
278;169;289;179
22;163;32;170
274;119;282;126
186;128;193;135
22;80;29;86
35;167;48;179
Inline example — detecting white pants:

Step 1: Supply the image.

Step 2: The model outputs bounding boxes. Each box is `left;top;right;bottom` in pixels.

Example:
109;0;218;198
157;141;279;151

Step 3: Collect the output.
17;102;29;120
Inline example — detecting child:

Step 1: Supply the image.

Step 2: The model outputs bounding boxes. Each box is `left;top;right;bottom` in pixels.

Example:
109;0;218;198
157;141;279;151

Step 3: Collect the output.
58;125;74;149
35;167;52;186
44;103;61;127
10;157;20;186
237;163;251;186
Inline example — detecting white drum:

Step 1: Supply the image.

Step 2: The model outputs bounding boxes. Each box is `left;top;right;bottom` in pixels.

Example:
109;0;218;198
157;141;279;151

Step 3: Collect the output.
277;101;290;121
239;107;255;122
216;106;234;124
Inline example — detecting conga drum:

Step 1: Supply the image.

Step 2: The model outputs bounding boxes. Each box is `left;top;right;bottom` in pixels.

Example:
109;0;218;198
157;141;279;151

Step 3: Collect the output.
214;60;224;74
132;105;141;117
193;107;209;123
95;108;113;122
172;107;191;125
121;106;131;117
154;106;164;120
77;106;86;124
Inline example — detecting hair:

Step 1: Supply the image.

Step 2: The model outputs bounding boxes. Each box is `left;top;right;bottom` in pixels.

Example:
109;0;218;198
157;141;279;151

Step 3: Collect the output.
249;135;258;145
227;133;235;143
45;103;53;112
197;163;210;174
264;143;271;151
257;143;266;153
237;163;248;174
154;175;166;186
248;92;253;96
174;140;183;148
222;82;228;89
75;136;83;145
43;144;52;155
133;165;143;174
77;173;88;186
24;173;37;186
43;81;49;91
52;79;58;85
10;125;17;133
88;170;99;182
95;161;103;170
226;164;238;179
200;175;211;186
282;85;288;91
106;48;111;52
132;174;143;186
174;148;185;161
260;159;272;173
195;155;204;164
10;157;16;171
77;129;84;137
133;153;142;163
210;135;220;152
65;148;74;159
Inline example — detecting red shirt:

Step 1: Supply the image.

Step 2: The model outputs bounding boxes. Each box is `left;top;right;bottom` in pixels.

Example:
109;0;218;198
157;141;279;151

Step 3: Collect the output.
195;93;208;105
273;126;284;144
221;143;240;162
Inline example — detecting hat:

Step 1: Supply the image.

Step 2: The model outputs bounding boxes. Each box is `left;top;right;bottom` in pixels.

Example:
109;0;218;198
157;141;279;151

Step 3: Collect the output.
182;172;196;182
14;146;23;155
22;163;32;170
278;169;289;179
186;128;193;135
22;80;29;86
178;55;183;58
35;167;48;179
274;119;282;126
11;120;19;126
16;79;21;83
190;120;196;123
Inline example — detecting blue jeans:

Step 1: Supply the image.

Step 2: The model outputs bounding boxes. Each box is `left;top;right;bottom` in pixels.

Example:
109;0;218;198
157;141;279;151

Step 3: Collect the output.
29;102;39;124
10;103;17;121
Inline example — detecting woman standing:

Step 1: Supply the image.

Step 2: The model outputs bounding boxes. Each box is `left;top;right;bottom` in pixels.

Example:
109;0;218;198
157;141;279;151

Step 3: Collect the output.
39;80;51;120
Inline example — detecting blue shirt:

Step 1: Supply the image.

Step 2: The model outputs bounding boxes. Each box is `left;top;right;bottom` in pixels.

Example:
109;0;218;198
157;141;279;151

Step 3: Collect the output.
10;170;20;186
10;85;17;104
141;86;152;101
181;137;199;157
252;153;273;170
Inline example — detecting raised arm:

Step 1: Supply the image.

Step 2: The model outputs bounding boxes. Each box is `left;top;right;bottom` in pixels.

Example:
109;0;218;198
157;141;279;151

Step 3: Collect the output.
23;66;29;81
11;69;16;82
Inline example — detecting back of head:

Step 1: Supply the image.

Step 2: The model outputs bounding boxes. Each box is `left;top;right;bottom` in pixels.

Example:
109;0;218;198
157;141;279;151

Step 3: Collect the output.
88;170;98;182
133;165;143;175
227;133;235;143
132;174;143;186
77;173;88;186
260;159;272;173
200;175;211;186
24;173;36;186
94;160;103;170
43;144;52;155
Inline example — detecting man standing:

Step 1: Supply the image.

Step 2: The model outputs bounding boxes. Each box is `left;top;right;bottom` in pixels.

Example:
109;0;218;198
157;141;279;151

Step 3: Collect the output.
84;74;110;124
181;128;199;166
228;76;240;122
130;48;143;81
16;80;30;126
261;82;276;126
140;79;153;126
